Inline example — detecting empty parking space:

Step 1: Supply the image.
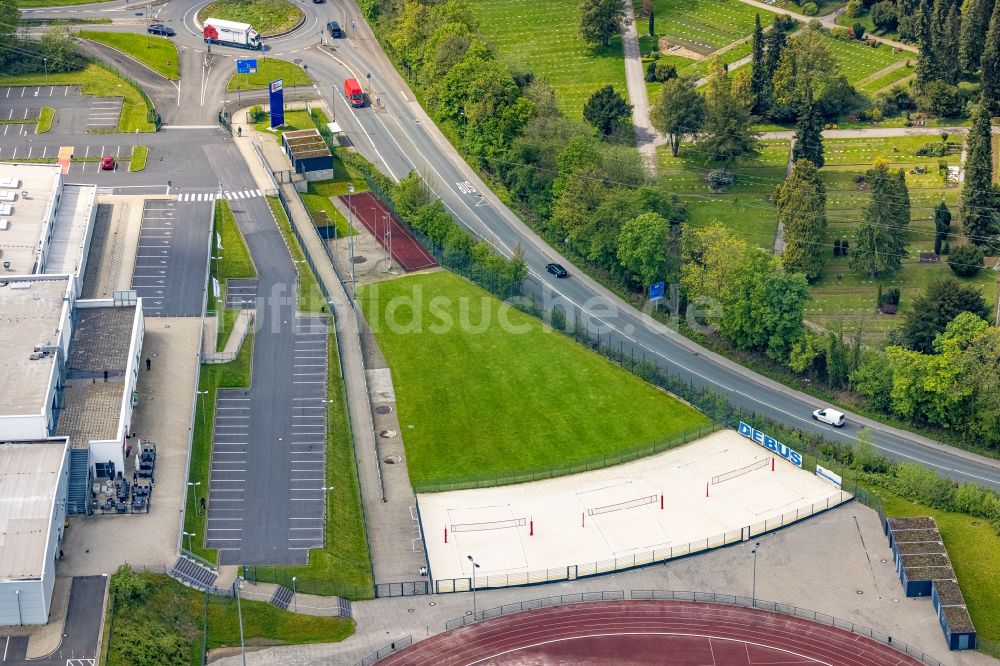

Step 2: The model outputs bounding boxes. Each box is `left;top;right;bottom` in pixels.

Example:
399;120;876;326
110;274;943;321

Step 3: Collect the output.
225;278;258;309
0;144;132;171
87;98;122;131
130;200;210;316
206;391;250;560
0;86;100;137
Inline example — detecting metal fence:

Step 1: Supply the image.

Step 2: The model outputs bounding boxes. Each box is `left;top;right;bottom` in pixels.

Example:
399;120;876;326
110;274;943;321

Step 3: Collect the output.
433;492;852;593
352;636;413;666
444;590;625;630
630;590;945;666
375;581;429;598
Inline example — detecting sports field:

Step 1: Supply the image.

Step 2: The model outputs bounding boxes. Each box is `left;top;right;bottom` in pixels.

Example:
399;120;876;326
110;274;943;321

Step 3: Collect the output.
643;0;776;54
358;271;711;486
469;0;625;117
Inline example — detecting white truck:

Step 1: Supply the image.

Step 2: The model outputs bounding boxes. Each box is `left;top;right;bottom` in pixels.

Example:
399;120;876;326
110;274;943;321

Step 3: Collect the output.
203;18;262;50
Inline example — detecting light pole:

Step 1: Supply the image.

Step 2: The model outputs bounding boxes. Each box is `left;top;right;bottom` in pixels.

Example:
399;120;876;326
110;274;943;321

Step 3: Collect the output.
188;481;202;515
15;590;21;625
321;485;335;531
43;57;48;86
466;555;481;619
183;531;195;552
751;542;761;608
234;576;247;666
347;183;356;298
291;576;297;611
197;390;209;426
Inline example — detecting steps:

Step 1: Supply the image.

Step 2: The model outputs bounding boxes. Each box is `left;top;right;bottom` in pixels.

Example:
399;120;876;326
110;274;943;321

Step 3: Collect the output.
67;449;90;515
269;585;293;610
169;555;218;591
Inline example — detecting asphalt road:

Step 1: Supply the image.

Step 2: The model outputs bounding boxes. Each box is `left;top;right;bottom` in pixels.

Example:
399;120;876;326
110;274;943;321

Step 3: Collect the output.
19;0;1000;491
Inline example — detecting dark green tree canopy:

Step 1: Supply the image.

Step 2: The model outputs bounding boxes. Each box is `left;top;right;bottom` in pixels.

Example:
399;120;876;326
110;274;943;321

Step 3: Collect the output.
902;276;991;352
583;84;633;138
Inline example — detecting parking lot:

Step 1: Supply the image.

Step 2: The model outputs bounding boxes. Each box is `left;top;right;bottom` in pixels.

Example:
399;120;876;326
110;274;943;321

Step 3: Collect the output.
205;390;251;562
0;143;136;173
224;278;258;309
130;199;210;316
0;86;119;135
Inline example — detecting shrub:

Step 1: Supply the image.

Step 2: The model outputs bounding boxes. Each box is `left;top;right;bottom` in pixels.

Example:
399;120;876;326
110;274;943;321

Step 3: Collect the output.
876;85;915;117
846;0;864;17
705;168;734;191
917;80;963;118
840;239;849;255
774;15;798;31
853;22;866;39
948;243;985;277
830;26;853;40
833;238;842;256
915;141;950;157
802;1;819;15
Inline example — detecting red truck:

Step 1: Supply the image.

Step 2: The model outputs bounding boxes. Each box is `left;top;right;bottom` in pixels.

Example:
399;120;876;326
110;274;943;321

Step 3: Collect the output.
344;78;364;108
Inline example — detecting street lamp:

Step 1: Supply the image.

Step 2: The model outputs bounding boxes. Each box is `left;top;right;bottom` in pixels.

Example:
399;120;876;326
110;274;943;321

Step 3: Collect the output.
347;183;356;298
197;390;209;426
188;481;202;515
467;555;481;619
234;576;247;666
291;576;297;611
321;486;335;533
183;531;195;552
751;542;761;608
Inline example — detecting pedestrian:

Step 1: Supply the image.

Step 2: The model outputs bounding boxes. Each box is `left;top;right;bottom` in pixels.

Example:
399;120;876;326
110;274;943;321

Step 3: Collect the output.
103;369;108;382
200;497;206;511
145;357;151;371
237;126;242;137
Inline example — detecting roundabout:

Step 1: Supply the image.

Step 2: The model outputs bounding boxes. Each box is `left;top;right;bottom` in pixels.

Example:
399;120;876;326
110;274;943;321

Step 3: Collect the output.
196;0;303;37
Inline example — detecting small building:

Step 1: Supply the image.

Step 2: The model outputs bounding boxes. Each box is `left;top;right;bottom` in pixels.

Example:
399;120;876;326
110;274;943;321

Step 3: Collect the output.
932;579;977;651
0;439;69;625
281;128;333;181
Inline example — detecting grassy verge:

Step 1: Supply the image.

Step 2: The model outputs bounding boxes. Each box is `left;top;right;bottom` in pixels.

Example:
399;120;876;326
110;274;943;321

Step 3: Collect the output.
103;569;353;666
183;336;254;563
245;331;374;599
867;486;1000;645
252;109;315;141
198;0;302;37
128;145;148;172
226;58;310;91
301;183;355;237
79;30;180;80
18;0;113;6
35;107;54;133
20;18;113;25
211;199;256;348
266;196;326;313
358;271;712;486
0;64;154;132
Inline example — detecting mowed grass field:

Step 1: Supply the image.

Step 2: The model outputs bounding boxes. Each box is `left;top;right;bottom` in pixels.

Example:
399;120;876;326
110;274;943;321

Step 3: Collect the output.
358;271;712;486
79;30;180;80
823;34;911;86
809;135;995;343
641;0;775;54
469;0;625;117
658;139;789;249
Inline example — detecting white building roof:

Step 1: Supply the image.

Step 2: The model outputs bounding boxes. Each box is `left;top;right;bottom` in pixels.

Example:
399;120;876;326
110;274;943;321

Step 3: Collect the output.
0;276;71;418
0;163;61;275
0;440;66;581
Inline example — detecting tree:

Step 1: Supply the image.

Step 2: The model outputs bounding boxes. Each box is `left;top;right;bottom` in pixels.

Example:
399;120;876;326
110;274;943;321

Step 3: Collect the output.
982;0;1000;111
617;212;670;286
650;77;705;157
649;9;654;37
925;0;960;85
699;60;760;166
961;100;999;248
771;26;838;113
934;200;951;255
793;85;824;167
852;22;866;40
750;14;770;115
960;0;994;75
948;243;986;276
851;160;909;277
870;0;899;32
902;275;990;352
583;84;632;139
777;159;827;279
579;0;626;47
0;0;17;72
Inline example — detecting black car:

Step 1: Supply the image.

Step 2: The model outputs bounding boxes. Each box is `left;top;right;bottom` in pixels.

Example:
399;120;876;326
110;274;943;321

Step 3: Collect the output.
147;23;175;37
313;0;324;3
546;263;568;278
327;20;343;37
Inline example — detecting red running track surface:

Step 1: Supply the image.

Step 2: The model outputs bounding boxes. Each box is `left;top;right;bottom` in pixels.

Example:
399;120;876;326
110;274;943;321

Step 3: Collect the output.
340;192;438;272
380;601;924;666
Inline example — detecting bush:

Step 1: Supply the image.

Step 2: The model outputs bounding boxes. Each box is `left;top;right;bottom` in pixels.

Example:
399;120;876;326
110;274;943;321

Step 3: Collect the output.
915;141;950;157
705;168;734;191
774;15;798;31
876;85;916;117
833;238;842;256
870;0;898;31
645;58;677;82
830;26;853;40
802;1;819;15
917;80;963;118
948;243;985;277
248;104;265;122
853;22;866;39
846;0;864;17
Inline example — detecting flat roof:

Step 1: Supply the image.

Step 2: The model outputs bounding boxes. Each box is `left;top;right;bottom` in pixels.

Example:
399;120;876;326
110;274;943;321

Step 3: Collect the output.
0;276;70;418
283;129;332;160
43;183;96;277
0;163;61;275
0;440;66;581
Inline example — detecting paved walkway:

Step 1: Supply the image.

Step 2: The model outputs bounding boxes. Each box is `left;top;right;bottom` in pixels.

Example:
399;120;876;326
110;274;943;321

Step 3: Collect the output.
621;9;659;175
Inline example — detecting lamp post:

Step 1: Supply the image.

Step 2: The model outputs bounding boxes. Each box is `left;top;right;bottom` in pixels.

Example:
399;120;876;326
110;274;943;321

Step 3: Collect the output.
751;542;761;608
347;183;356;298
197;390;208;426
234;576;247;666
15;590;22;625
466;555;481;619
188;481;202;515
291;576;297;611
321;485;335;533
183;531;195;552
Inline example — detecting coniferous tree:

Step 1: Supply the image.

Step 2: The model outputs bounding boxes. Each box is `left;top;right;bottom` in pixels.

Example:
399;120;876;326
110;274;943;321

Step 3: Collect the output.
934;201;952;255
962;99;999;247
764;28;786;91
852;160;910;277
750;14;770;115
936;3;961;84
793;85;824;167
777;158;827;280
960;0;994;75
915;0;937;88
982;0;1000;111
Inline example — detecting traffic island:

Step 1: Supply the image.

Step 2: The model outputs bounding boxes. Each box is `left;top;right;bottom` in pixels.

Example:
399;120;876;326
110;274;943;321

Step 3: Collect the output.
197;0;303;38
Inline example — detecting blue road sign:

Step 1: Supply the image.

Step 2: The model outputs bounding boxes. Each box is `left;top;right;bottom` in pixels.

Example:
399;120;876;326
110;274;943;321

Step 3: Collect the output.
236;59;257;74
269;79;284;128
649;281;665;301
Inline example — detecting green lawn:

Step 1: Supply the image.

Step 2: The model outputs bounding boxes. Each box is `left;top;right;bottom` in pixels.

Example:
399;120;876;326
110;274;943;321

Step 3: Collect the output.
128;145;148;172
870;487;1000;645
244;331;374;599
210;199;256;348
641;0;776;55
0;64;154;132
79;30;180;80
226;58;310;91
823;33;911;85
358;271;712;487
103;571;353;666
301;185;355;238
469;0;625;117
198;0;302;37
857;62;915;95
35;107;54;133
266;196;326;313
252;109;316;141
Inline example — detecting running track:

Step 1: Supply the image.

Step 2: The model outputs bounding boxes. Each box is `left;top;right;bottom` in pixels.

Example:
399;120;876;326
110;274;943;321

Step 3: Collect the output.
340;192;438;272
380;601;926;666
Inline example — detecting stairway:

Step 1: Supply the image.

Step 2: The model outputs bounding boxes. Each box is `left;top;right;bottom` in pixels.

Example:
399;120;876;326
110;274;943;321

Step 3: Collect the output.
269;585;293;610
169;555;219;591
67;449;90;515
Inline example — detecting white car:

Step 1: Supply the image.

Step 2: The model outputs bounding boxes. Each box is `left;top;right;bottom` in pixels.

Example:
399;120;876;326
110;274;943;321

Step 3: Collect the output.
812;408;846;427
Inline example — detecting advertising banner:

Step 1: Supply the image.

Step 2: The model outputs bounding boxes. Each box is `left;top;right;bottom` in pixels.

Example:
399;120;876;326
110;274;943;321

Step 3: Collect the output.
269;79;284;128
737;422;803;467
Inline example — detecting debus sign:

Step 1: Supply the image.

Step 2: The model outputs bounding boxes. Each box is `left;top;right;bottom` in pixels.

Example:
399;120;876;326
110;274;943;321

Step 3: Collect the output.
738;422;803;467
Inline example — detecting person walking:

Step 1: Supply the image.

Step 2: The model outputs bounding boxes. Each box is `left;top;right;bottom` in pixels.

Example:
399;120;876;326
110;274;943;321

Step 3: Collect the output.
145;357;151;371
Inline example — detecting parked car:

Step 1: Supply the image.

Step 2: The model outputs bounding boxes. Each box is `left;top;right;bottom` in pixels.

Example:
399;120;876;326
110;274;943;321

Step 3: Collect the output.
812;408;846;427
147;23;175;36
313;0;325;3
545;263;568;278
327;21;343;38
100;156;115;171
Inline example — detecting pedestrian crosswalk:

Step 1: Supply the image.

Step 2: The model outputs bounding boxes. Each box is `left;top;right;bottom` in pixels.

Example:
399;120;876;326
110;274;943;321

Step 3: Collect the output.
177;188;262;202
